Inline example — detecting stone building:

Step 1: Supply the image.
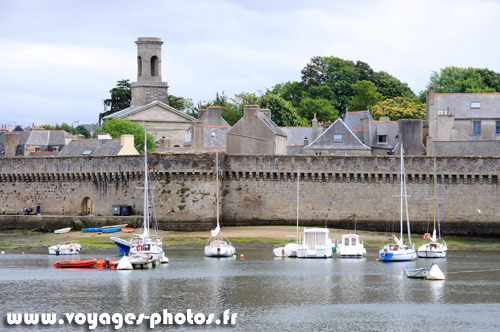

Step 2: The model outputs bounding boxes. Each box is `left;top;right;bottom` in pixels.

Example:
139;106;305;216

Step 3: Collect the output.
58;135;139;157
103;37;195;147
0;130;72;157
227;105;287;155
303;118;371;156
427;91;500;156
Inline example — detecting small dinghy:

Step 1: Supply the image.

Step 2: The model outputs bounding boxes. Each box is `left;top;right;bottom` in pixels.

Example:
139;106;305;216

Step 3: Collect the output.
54;258;97;268
405;263;445;280
121;228;135;233
48;241;81;255
54;227;71;234
101;224;128;229
82;228;101;233
102;227;121;233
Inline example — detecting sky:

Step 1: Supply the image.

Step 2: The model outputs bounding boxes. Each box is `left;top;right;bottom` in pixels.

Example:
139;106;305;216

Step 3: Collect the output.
1;0;500;127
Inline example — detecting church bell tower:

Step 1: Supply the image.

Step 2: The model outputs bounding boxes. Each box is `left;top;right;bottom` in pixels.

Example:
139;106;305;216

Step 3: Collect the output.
131;37;169;106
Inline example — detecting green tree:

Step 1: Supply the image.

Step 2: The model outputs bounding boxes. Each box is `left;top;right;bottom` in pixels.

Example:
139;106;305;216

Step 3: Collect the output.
259;93;301;126
427;67;495;93
222;92;258;126
99;79;132;123
55;122;74;133
371;97;426;121
41;124;54;130
74;125;90;139
349;80;383;111
374;71;415;99
168;95;194;114
99;119;156;153
297;97;339;124
270;81;307;108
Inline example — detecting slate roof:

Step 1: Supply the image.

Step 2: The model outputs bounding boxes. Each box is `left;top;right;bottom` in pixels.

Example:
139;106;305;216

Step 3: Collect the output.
0;130;69;156
369;121;399;150
434;93;500;119
344;111;373;131
103;101;196;121
304;119;371;151
58;139;123;157
257;112;287;137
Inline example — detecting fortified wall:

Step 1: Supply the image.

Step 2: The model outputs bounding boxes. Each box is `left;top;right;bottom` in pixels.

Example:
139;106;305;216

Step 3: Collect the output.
0;154;499;236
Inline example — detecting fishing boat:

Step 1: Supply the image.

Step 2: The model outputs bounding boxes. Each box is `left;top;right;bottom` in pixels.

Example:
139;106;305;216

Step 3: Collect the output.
336;233;366;258
110;130;167;264
54;258;97;268
379;144;417;262
204;152;235;258
48;241;82;255
296;228;335;258
54;227;71;234
273;170;301;258
82;227;101;233
418;158;447;258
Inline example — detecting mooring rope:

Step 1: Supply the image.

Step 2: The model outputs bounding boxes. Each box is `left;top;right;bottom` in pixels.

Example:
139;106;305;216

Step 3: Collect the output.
447;268;500;274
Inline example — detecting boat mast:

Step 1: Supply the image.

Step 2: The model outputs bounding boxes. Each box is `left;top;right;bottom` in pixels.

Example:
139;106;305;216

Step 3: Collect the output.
402;144;412;244
296;169;299;243
216;151;219;230
399;144;404;243
143;129;149;238
433;158;437;235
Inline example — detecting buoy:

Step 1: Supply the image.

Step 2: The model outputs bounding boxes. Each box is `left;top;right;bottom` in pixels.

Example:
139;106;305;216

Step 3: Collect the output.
96;259;106;268
375;258;380;262
117;256;133;270
427;264;445;280
232;254;236;258
0;251;5;254
240;254;244;260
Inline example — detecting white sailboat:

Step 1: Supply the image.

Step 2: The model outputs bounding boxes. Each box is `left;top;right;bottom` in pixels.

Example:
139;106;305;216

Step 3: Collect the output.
379;144;417;262
204;152;235;258
111;131;168;264
273;170;300;258
418;158;447;258
48;241;81;255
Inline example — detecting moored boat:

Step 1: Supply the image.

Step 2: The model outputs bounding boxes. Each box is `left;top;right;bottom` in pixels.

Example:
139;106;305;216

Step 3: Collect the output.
48;241;81;255
54;258;97;268
82;227;101;233
337;234;366;258
296;228;335;258
54;227;71;234
102;227;121;233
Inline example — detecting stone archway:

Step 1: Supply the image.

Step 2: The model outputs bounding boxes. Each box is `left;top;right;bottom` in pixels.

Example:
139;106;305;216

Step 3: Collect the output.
81;197;94;216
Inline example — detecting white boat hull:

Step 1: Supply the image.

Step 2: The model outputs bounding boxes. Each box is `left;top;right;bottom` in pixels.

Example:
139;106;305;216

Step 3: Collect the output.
296;247;333;258
379;245;416;261
48;243;81;255
204;244;235;257
417;242;447;258
273;243;298;257
54;227;71;234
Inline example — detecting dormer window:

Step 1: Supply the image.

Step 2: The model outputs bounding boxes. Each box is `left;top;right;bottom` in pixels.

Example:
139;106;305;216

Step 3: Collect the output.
333;134;343;143
471;102;481;109
378;135;387;143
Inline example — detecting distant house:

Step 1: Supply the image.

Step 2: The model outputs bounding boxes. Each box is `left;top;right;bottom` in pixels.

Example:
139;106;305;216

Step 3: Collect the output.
280;113;324;155
227;105;287;155
427;91;500;156
58;134;139;157
0;130;72;157
303;118;371;156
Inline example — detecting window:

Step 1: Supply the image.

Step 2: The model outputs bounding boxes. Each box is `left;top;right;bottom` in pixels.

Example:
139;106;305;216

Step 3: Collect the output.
351;237;357;246
82;150;92;155
473;121;481;136
333;134;343;143
496;121;500;135
315;152;322;156
137;56;142;76
471;102;481;109
35;147;40;152
344;238;349;246
151;56;158;76
378;135;387;143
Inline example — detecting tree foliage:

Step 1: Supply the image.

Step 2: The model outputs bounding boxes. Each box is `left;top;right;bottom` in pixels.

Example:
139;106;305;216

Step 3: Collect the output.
373;71;415;99
297;97;338;124
427;67;500;93
168;95;194;113
371;97;426;121
98;119;156;154
349;80;383;112
100;80;132;123
259;93;301;126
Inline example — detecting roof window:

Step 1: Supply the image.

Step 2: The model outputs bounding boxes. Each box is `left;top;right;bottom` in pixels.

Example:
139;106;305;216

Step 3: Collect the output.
471;102;481;109
82;150;92;155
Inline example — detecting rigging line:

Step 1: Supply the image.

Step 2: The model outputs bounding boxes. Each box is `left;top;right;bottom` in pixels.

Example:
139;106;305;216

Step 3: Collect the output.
447;268;500;274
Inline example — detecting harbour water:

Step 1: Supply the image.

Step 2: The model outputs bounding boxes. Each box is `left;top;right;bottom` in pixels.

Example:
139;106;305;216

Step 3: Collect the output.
1;249;500;331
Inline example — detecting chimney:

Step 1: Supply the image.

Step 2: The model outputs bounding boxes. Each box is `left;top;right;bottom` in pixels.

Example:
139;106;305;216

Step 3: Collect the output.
324;120;332;131
303;137;309;146
360;114;370;146
379;116;390;122
244;104;259;117
262;108;271;119
120;134;138;155
311;113;318;141
4;132;19;157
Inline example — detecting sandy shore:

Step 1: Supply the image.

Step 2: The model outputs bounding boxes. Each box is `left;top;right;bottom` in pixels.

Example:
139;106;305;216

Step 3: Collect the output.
1;226;499;252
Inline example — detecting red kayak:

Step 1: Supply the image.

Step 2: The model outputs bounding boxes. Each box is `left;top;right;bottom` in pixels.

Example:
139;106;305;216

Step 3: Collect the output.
54;258;98;268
